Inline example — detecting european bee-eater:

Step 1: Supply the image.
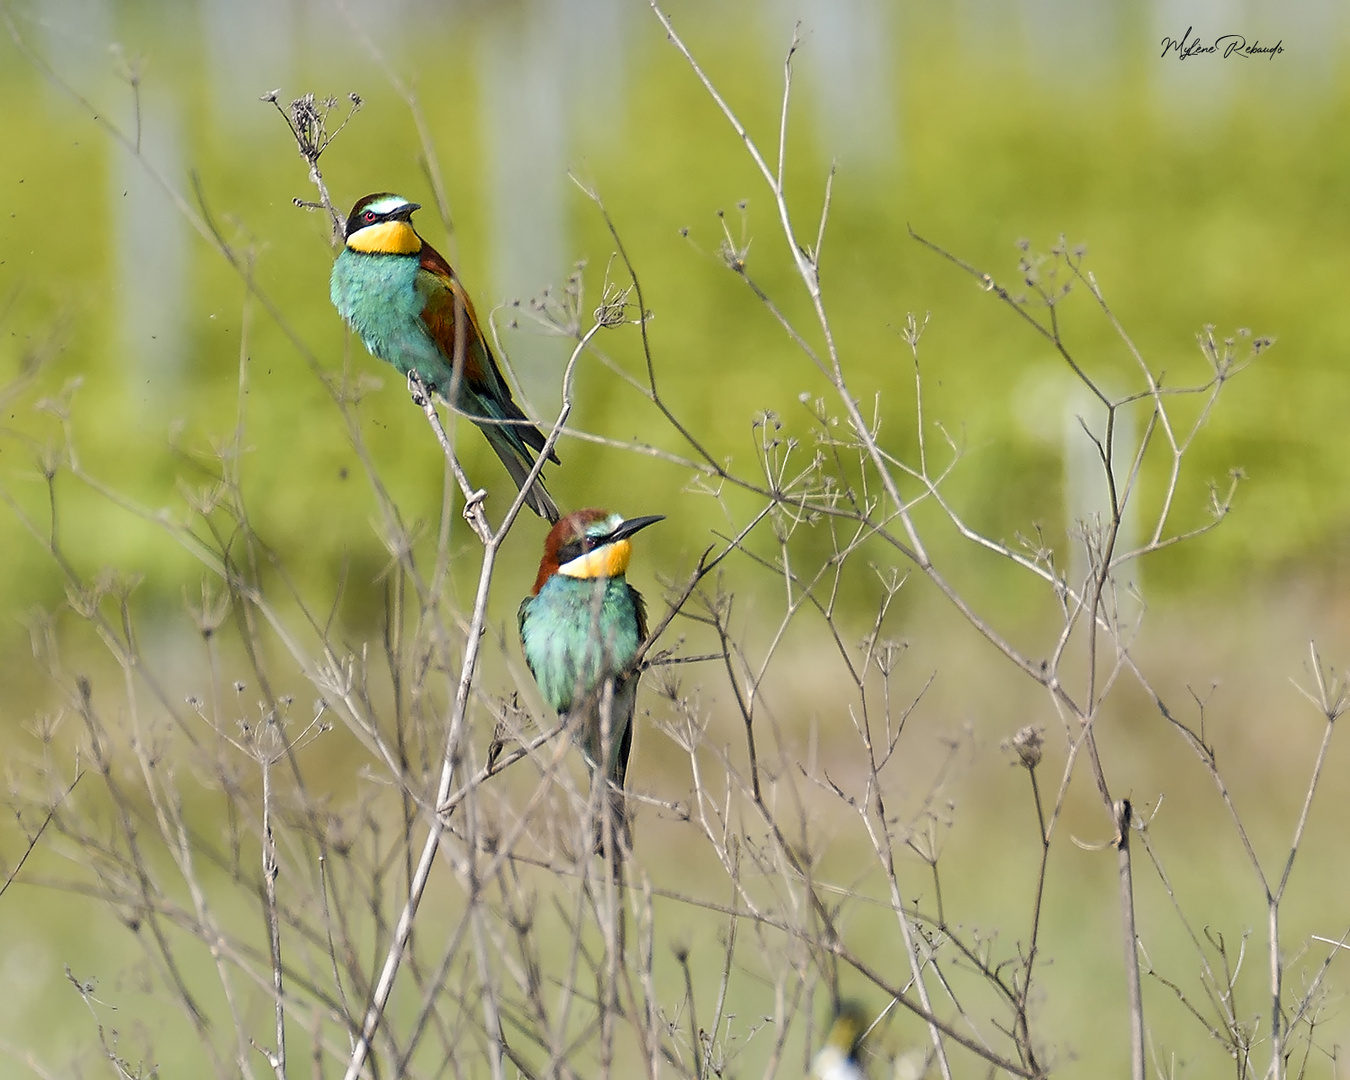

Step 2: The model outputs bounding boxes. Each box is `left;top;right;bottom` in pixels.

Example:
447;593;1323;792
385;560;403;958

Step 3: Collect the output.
330;192;560;521
518;509;663;854
812;1002;869;1080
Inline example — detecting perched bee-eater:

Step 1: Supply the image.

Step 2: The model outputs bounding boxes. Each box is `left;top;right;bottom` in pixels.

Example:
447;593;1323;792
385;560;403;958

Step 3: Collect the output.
518;509;664;854
812;1001;869;1080
330;193;560;521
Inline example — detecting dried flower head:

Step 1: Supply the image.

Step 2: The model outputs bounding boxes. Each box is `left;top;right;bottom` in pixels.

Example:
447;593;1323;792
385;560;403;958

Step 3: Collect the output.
1007;724;1044;769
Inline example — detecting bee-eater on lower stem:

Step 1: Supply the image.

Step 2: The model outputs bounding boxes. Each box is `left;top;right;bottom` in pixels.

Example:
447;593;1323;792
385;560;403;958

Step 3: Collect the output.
518;509;664;855
330;193;560;521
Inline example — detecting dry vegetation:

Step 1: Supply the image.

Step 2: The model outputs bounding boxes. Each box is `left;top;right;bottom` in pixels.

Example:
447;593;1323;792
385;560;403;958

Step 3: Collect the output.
3;5;1344;1080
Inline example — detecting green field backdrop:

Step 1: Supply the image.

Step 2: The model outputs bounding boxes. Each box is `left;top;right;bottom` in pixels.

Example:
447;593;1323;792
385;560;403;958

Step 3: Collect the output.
2;1;1348;1077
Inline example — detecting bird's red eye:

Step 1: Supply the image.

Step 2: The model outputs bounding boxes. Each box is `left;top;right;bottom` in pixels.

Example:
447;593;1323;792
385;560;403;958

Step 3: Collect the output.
362;210;377;223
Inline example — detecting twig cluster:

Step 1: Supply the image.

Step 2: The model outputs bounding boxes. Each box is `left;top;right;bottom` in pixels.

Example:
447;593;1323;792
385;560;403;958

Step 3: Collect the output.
1;6;1342;1080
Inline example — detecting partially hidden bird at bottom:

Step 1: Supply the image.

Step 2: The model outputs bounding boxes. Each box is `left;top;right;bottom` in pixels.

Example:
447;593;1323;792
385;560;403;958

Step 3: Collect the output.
812;1001;870;1080
518;509;664;854
329;192;560;521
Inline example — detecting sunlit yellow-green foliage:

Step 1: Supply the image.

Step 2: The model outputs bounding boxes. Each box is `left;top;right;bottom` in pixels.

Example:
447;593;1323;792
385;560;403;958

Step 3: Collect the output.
3;2;1350;1077
3;6;1348;650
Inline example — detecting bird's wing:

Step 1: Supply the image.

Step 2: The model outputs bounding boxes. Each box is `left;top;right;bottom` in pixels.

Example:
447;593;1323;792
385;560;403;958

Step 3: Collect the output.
629;584;650;644
415;246;497;390
517;596;538;677
416;243;558;466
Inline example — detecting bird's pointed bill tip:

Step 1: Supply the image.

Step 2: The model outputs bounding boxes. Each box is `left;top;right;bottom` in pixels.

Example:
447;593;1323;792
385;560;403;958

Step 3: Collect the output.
610;514;664;542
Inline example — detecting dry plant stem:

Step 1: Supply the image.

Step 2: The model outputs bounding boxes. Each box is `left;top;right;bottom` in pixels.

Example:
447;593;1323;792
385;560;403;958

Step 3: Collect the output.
318;856;357;1054
470;898;507;1080
675;671;1031;1074
9;2;466;624
1115;800;1145;1080
406;370;491;543
582;179;904;591
263;92;355;239
649;5;922;552
341;320;591;1080
1135;830;1244;1047
643;63;1084;733
391;891;480;1078
856;805;955;1080
903;235;1120;810
903;232;1285;1072
127;721;255;1080
260;736;288;1079
677;950;701;1078
22;19;676;1075
1290;928;1350;1033
574;179;723;480
832;944;1031;1075
38;448;414;788
636;865;1032;1074
645;14;975;1067
909;235;1240;579
14;11;1293;1077
647;16;1190;1076
1148;643;1342;1080
1264;643;1343;1080
1013;763;1051;1067
74;683;211;1037
400;735;582;1075
847;648;955;1078
635;880;662;1078
0;772;81;900
1078;278;1255;554
706;904;738;1073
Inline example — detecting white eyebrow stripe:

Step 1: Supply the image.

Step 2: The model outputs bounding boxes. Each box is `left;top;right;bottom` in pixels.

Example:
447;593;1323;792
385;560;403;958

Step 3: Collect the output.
364;196;411;216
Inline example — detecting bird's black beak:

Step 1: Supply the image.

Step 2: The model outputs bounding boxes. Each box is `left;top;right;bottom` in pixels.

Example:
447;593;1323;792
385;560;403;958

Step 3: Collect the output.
399;202;422;219
606;515;664;544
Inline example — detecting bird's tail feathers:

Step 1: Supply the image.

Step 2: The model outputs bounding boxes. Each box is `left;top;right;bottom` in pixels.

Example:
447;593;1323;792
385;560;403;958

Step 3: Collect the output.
591;683;635;859
599;783;631;859
585;764;631;860
473;370;561;464
507;404;561;464
484;426;560;522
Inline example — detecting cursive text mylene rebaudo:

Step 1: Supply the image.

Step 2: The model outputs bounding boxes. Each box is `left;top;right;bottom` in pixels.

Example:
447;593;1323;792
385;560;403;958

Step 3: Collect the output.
1160;27;1284;60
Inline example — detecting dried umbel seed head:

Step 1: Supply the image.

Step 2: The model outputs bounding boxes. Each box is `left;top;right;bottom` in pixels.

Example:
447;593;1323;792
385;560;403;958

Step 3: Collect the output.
1007;724;1045;769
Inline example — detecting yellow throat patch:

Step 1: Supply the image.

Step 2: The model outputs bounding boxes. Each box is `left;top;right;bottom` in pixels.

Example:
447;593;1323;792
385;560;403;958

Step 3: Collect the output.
346;220;422;255
558;539;632;580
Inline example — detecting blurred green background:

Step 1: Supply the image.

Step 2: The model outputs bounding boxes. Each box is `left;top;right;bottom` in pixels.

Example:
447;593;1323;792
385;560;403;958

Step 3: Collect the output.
3;0;1349;1076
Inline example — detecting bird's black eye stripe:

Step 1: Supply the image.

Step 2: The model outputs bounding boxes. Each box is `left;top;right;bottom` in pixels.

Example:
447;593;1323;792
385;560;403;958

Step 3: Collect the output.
568;531;614;561
558;530;620;567
558;540;587;565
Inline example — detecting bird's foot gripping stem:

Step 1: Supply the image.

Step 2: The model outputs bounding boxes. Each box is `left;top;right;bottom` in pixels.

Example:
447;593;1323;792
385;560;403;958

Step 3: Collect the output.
407;370;430;407
463;487;488;521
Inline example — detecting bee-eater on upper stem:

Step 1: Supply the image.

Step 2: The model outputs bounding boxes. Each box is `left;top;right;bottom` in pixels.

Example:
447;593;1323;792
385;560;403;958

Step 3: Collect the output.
518;509;664;856
330;192;560;521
